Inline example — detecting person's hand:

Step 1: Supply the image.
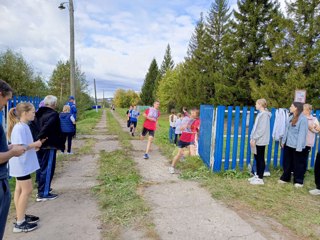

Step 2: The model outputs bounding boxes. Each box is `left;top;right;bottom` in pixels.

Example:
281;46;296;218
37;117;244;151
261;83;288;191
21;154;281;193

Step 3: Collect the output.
8;144;13;150
34;140;42;148
250;139;256;148
315;124;320;132
10;145;26;157
40;138;48;144
281;144;284;148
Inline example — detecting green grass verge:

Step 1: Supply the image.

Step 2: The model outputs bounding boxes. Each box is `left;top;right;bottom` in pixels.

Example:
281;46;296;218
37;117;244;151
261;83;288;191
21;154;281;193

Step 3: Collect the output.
77;109;102;134
94;110;157;239
116;108;320;240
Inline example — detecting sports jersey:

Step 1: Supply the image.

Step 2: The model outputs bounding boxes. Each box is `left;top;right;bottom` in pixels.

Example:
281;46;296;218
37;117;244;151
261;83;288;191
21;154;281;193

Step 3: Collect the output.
180;118;200;143
143;107;160;131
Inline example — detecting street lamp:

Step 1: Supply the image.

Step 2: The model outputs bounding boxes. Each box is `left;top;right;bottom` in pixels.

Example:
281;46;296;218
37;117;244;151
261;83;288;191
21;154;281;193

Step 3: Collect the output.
59;0;76;100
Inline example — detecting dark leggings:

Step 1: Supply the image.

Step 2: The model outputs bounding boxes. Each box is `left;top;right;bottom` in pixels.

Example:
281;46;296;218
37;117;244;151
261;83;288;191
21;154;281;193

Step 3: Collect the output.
61;132;74;153
254;145;266;179
280;145;307;184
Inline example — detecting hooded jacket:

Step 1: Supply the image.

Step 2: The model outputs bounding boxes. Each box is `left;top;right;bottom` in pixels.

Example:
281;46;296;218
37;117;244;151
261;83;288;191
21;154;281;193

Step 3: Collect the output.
35;106;63;149
250;111;271;146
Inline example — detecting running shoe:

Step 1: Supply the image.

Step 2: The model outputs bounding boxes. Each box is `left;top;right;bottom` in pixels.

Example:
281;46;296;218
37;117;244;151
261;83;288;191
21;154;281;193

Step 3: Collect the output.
294;183;303;188
168;167;175;174
13;221;38;233
248;175;258;182
143;153;149;159
36;193;58;202
309;189;320;196
250;178;264;185
25;214;40;224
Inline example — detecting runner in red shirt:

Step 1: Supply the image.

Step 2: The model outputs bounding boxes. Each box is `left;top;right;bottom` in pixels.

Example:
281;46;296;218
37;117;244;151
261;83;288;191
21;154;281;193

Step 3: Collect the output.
169;108;200;174
140;101;160;159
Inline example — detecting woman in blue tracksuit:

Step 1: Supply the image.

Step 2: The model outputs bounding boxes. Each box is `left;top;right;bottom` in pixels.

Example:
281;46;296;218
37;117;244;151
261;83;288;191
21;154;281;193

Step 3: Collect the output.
279;102;308;187
60;105;76;154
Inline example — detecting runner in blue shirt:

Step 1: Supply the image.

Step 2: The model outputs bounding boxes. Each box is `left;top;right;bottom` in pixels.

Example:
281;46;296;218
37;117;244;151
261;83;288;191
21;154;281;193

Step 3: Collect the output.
129;105;140;136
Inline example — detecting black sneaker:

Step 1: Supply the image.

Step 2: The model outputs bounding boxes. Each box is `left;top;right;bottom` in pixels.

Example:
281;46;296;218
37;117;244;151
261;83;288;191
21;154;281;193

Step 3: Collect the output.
36;193;58;202
132;132;134;137
25;214;40;224
13;221;38;233
35;188;53;198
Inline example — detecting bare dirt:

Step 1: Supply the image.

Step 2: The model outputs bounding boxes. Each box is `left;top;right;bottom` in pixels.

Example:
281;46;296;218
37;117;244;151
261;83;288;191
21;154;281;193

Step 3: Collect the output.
4;110;119;240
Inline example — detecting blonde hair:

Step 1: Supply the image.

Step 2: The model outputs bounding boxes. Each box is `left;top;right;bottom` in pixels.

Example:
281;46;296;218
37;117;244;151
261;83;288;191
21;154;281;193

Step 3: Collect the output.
256;99;267;109
7;102;35;140
63;105;71;113
303;103;312;112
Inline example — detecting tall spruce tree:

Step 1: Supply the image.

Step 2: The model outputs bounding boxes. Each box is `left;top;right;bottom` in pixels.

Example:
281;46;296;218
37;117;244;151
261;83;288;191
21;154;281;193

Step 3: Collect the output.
205;0;235;105
178;13;211;107
140;58;159;105
287;0;320;107
153;44;175;100
232;0;279;105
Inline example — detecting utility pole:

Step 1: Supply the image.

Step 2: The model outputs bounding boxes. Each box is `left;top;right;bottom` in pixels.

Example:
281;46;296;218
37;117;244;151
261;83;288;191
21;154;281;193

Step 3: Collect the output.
94;78;98;112
102;89;105;108
58;0;76;99
69;0;76;99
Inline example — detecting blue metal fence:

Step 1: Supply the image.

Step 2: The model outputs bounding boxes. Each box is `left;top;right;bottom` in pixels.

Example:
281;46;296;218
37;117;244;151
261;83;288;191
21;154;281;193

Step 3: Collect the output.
199;105;320;172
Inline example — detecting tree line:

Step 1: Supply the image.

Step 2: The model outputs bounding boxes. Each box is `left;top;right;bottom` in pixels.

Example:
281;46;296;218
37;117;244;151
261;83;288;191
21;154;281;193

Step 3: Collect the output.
0;49;93;113
140;0;320;111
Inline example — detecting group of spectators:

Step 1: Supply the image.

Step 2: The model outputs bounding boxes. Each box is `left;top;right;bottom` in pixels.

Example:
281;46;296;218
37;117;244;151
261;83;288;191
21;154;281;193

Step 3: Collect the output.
249;99;320;196
0;79;77;237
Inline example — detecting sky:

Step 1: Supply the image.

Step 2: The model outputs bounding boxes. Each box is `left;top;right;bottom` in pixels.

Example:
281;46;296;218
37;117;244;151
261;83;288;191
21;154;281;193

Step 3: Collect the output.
0;0;287;98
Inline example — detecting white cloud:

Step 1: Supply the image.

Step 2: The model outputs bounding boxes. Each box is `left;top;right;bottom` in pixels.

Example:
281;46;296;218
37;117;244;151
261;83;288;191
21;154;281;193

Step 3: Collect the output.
1;0;289;99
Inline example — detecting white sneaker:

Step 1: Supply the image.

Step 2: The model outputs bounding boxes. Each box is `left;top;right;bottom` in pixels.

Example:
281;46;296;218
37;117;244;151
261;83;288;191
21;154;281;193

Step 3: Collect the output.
168;167;175;174
294;183;303;188
248;175;258;182
309;189;320;196
263;171;271;177
250;178;264;185
278;179;287;184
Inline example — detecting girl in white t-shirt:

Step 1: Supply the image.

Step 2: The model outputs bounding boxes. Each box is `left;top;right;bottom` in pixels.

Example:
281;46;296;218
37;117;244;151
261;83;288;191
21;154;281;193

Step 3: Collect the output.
7;103;43;233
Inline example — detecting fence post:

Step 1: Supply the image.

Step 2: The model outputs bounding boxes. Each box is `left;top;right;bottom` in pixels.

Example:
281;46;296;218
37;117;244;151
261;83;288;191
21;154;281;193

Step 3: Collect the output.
224;106;233;170
266;108;276;171
239;107;247;170
213;106;225;172
246;107;255;166
232;106;240;170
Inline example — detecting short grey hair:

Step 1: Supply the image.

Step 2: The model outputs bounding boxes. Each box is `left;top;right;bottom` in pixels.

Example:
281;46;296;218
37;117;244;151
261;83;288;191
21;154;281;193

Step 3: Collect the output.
43;95;58;107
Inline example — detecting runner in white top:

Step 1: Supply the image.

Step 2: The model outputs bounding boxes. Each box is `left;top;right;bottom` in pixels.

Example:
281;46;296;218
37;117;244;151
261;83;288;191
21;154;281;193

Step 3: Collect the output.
7;102;44;233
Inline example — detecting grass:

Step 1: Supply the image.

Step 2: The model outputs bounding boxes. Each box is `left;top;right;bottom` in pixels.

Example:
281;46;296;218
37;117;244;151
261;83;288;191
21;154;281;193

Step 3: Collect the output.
117;107;320;240
77;109;102;134
94;109;158;239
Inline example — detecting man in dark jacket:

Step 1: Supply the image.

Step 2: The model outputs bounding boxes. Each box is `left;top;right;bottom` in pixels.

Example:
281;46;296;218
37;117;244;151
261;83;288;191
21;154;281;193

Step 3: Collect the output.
35;95;63;202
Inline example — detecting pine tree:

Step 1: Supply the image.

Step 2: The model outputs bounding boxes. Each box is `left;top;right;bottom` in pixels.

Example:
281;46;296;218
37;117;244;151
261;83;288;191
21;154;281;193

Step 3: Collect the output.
232;0;280;105
287;0;320;107
159;44;175;76
153;44;175;100
205;0;235;105
140;58;159;105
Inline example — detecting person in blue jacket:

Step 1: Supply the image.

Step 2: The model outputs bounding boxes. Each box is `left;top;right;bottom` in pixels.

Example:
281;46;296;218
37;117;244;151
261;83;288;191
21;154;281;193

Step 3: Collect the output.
60;105;76;154
67;96;77;137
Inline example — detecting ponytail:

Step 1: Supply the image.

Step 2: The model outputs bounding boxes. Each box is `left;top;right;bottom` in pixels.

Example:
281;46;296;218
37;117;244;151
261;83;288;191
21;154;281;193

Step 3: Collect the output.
7;108;19;140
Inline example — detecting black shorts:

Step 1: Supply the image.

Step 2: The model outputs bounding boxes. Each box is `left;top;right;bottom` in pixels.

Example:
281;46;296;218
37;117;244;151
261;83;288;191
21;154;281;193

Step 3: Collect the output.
141;127;155;137
16;174;31;181
130;121;137;128
178;140;194;149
